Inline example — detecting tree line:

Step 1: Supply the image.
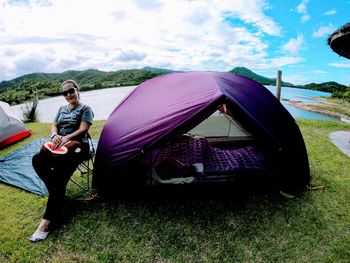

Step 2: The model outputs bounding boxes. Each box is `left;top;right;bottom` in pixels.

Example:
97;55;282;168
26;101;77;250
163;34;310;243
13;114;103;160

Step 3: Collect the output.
304;82;350;101
1;67;349;105
0;69;163;105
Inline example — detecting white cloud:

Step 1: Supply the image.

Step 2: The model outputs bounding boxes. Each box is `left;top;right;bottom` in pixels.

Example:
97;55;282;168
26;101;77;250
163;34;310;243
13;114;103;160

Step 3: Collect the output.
296;0;310;22
238;56;304;74
118;50;147;62
218;0;282;36
300;14;310;23
133;0;162;11
264;56;304;68
296;0;308;13
0;0;283;81
312;70;328;74
329;62;350;68
313;24;336;38
281;35;304;56
281;73;308;85
324;9;336;16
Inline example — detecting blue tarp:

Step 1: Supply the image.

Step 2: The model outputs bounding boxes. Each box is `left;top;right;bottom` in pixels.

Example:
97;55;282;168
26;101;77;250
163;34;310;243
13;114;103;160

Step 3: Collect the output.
0;138;99;197
0;138;48;196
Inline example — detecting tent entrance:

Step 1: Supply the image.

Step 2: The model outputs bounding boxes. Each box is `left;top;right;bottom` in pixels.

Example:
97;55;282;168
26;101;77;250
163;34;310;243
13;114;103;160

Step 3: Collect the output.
186;107;253;144
145;106;266;185
188;108;250;137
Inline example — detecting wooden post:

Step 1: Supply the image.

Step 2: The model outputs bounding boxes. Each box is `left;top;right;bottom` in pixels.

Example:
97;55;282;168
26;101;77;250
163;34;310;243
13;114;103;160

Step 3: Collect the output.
276;70;282;101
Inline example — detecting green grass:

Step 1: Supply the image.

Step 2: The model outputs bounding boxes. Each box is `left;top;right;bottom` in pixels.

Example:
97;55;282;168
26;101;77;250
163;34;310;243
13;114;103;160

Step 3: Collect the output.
0;119;350;262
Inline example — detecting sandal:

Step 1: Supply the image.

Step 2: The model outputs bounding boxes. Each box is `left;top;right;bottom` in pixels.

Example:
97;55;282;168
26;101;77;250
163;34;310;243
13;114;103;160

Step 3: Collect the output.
28;229;49;242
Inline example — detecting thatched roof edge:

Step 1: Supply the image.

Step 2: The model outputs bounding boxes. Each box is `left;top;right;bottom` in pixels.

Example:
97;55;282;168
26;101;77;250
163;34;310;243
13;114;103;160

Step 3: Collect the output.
327;22;350;45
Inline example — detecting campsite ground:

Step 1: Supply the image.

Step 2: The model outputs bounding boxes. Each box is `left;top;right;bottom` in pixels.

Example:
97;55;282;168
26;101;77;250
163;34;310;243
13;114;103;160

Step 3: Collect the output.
0;119;349;262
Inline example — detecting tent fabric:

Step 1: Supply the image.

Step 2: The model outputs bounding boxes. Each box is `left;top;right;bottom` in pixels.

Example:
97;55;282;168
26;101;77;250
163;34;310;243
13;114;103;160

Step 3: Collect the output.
0;101;31;148
94;72;310;189
95;73;222;168
0;138;48;196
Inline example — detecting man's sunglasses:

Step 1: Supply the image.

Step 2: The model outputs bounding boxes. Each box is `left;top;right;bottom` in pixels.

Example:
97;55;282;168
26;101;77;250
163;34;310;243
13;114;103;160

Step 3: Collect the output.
61;88;76;96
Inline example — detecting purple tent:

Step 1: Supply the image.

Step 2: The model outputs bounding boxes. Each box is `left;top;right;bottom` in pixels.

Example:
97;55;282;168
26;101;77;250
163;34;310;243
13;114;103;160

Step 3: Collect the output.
93;72;309;191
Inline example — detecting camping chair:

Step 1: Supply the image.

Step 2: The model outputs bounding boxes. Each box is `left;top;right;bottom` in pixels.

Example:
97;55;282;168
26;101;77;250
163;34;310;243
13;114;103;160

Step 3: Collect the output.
69;133;95;193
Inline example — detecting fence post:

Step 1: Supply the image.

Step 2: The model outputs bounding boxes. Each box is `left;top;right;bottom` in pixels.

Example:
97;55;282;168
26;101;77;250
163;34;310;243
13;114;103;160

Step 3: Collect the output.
276;70;282;101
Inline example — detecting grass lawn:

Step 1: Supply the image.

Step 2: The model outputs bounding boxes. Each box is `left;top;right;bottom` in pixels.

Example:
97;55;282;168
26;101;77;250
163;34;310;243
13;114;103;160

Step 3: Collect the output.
0;119;349;262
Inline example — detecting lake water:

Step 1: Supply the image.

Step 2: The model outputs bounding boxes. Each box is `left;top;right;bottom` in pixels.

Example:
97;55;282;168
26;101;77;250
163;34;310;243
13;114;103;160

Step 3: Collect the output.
265;86;338;121
12;86;137;122
11;85;338;122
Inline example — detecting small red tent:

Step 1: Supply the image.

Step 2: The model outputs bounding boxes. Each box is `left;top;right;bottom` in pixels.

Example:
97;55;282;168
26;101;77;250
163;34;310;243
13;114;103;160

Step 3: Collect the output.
0;101;31;148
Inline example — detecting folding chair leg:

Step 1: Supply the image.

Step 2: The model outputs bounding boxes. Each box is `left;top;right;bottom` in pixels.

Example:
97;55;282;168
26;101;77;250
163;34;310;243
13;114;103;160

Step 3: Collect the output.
69;133;96;194
71;157;94;193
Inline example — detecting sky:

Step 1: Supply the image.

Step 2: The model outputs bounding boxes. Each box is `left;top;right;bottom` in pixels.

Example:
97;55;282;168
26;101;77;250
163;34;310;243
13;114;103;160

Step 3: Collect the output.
0;0;350;85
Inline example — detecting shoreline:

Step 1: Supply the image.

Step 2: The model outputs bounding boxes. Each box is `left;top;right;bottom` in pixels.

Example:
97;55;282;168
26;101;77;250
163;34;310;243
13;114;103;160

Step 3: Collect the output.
287;97;350;121
288;101;341;118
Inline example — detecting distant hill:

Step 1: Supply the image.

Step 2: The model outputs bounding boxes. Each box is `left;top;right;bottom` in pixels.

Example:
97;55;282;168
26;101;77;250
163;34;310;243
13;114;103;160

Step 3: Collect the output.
304;81;348;93
1;66;349;105
229;67;295;87
0;68;165;105
142;66;175;73
0;68;164;92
